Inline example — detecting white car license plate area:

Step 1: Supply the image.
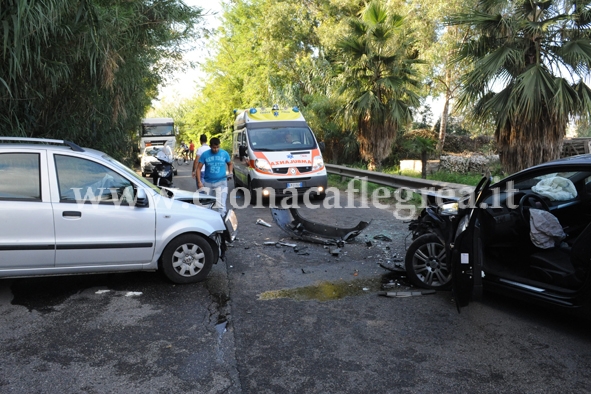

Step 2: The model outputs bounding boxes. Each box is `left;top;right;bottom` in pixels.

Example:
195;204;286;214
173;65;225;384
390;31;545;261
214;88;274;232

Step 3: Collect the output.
286;182;303;188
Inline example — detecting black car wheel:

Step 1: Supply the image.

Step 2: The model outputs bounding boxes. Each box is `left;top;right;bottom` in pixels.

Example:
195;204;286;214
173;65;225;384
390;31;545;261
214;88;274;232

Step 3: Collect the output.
161;234;214;284
405;233;452;290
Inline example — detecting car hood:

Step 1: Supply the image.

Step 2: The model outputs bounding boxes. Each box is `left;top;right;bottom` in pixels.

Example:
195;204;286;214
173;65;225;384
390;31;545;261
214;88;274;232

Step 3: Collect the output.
161;187;217;206
150;189;227;236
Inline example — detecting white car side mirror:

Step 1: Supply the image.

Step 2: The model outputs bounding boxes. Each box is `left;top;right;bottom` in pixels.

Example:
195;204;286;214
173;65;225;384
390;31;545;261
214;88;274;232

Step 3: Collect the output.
136;188;148;207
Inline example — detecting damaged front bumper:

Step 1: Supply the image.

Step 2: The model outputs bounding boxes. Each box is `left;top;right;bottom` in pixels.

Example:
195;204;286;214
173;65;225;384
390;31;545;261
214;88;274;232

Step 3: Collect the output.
212;209;238;263
270;208;370;245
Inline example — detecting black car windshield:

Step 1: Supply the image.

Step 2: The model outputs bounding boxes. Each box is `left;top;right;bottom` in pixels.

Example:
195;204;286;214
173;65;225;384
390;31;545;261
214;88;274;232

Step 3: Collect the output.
508;170;591;202
512;171;580;190
247;127;316;151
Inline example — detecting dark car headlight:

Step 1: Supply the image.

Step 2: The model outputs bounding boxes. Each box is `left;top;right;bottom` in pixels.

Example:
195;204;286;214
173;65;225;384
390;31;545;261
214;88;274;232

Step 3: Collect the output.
439;202;459;215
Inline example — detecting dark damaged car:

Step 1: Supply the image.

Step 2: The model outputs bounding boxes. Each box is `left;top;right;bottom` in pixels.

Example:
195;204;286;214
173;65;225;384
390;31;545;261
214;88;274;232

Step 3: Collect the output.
406;154;591;315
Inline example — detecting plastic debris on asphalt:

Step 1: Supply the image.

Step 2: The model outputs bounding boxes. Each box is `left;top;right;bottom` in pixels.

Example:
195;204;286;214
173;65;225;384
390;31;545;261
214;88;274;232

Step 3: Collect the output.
270;208;370;245
329;247;341;256
373;234;393;242
256;218;272;227
125;292;143;297
294;246;309;255
378;290;436;297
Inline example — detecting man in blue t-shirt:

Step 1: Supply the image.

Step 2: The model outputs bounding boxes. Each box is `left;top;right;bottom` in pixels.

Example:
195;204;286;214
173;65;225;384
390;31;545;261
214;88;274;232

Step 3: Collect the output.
196;137;233;216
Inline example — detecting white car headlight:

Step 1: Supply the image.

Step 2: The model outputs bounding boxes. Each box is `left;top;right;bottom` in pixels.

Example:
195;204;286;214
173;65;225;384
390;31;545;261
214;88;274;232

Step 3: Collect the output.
439;202;459;215
254;158;273;174
312;156;324;171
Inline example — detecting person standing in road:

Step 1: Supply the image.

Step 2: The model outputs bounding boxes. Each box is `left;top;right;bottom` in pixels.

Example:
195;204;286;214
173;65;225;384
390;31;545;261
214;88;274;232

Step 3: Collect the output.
189;140;195;161
196;138;233;216
192;134;210;189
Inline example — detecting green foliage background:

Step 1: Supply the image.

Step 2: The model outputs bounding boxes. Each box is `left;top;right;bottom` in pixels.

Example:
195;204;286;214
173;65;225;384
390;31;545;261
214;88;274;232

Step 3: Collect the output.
3;0;591;172
0;0;203;163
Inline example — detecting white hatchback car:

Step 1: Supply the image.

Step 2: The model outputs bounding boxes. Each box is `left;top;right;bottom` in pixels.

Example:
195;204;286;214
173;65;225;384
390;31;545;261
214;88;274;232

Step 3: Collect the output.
0;137;237;284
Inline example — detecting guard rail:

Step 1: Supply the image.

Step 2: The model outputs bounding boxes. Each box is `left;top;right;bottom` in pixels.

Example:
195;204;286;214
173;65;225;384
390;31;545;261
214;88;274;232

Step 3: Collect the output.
325;163;475;203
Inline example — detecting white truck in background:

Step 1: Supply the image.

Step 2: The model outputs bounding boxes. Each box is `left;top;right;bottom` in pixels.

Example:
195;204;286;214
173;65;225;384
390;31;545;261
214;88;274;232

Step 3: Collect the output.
139;118;176;155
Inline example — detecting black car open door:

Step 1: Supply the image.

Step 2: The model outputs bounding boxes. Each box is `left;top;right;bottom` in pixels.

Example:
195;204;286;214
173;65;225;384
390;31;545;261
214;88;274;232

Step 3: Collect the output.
450;210;482;311
450;176;491;312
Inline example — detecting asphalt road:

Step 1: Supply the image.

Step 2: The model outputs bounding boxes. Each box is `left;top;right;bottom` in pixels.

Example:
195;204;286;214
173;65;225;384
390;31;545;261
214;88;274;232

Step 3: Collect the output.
0;161;590;393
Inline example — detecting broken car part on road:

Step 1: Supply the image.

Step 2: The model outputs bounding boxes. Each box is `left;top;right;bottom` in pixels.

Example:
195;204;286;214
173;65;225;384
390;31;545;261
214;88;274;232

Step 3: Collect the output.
270;208;370;245
378;290;436;297
256;218;272;227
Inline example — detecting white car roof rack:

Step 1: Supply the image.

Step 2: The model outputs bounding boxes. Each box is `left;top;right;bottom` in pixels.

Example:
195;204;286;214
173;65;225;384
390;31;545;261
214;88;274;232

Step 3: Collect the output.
0;137;84;152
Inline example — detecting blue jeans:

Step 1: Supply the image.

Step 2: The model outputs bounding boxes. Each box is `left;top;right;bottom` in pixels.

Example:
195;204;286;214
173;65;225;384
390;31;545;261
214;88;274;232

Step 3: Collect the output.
202;179;228;216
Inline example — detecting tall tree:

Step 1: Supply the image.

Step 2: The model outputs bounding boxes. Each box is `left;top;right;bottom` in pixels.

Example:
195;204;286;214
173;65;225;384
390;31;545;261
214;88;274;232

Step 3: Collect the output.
0;0;203;160
335;1;421;171
403;0;480;155
449;0;591;173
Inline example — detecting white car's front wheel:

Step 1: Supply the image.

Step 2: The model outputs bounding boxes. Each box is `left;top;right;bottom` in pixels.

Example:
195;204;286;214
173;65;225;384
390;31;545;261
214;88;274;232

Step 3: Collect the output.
161;234;214;284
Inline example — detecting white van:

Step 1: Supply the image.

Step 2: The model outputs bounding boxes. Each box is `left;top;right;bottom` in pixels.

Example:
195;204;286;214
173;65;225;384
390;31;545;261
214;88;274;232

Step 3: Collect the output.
232;105;327;200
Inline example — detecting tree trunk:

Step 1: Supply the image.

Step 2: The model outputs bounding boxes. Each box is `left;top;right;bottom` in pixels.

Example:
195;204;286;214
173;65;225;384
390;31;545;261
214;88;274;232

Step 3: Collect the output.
421;150;427;179
357;117;396;172
496;116;565;174
436;70;451;157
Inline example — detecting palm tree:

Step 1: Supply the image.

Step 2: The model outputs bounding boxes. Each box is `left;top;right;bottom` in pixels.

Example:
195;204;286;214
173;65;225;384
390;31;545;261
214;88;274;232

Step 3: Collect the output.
335;1;421;171
449;0;591;174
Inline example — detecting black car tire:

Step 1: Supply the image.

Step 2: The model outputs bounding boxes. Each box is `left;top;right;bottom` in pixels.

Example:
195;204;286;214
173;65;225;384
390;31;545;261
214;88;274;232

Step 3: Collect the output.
405;233;452;290
160;234;214;284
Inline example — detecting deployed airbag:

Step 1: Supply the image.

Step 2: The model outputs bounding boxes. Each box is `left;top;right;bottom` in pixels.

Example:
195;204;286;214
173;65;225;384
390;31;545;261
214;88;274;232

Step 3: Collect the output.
531;176;577;201
529;208;566;249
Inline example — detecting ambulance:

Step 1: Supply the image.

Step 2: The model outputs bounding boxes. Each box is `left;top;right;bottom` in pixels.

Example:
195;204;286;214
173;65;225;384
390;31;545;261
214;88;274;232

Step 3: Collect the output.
232;105;327;200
